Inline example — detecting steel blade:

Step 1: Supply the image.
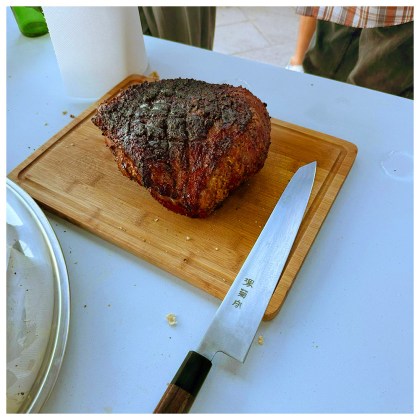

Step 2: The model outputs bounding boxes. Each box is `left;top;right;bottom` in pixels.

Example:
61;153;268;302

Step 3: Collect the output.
197;161;316;362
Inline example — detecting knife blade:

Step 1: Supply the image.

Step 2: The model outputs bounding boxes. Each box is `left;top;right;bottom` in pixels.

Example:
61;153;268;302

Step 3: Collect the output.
154;161;317;413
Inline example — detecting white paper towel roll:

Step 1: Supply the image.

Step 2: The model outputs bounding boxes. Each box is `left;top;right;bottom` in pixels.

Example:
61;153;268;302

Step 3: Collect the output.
43;7;148;99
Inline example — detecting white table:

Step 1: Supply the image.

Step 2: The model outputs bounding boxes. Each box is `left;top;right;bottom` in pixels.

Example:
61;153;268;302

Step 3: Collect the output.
6;8;413;414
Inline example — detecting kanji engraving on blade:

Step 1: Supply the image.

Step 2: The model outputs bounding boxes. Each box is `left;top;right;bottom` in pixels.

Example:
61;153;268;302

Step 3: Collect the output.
232;278;255;308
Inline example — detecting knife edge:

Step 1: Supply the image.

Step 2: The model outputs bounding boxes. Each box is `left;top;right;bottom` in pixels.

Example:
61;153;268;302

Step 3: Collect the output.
197;161;317;362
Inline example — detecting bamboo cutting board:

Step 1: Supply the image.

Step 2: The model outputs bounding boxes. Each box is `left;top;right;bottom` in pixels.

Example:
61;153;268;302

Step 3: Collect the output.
8;75;357;320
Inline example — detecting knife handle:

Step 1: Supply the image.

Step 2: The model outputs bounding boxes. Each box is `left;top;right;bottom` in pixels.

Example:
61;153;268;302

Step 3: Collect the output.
154;350;212;413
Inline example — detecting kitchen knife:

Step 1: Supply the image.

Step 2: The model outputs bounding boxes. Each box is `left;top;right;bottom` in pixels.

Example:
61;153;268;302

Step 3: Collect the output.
154;161;317;413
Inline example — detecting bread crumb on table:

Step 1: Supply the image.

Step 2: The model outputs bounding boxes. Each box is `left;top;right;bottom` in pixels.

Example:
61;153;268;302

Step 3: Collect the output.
257;335;264;345
166;313;177;326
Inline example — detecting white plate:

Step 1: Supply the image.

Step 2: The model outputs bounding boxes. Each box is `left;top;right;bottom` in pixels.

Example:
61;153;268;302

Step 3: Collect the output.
6;178;70;413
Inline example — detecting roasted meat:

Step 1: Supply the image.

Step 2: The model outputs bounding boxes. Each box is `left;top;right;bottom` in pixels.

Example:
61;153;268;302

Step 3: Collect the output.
91;78;271;218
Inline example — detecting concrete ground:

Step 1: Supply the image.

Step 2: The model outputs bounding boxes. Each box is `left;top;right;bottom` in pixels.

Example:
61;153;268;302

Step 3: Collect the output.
213;6;300;68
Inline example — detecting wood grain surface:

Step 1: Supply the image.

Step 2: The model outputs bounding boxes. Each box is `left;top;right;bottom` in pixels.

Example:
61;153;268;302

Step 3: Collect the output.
8;75;357;320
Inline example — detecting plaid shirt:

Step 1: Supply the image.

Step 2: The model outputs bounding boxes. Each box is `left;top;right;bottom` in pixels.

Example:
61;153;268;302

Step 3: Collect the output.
296;6;414;28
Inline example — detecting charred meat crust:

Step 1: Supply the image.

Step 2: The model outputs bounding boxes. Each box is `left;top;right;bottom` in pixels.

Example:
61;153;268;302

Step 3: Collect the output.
92;78;271;218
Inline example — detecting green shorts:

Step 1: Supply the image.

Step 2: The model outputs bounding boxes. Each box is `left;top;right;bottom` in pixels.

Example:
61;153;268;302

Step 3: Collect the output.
303;20;413;99
139;7;216;51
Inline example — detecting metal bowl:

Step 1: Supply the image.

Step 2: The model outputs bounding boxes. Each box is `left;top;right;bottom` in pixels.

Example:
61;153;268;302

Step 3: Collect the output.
6;178;70;413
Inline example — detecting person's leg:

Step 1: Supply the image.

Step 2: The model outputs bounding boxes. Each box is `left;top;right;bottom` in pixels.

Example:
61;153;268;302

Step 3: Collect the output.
347;22;413;98
289;15;317;67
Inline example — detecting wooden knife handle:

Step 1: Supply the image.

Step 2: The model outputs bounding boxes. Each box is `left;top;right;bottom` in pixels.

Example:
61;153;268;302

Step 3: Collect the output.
154;351;212;413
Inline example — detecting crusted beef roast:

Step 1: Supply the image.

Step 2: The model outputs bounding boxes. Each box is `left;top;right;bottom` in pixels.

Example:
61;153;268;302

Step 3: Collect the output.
91;78;271;218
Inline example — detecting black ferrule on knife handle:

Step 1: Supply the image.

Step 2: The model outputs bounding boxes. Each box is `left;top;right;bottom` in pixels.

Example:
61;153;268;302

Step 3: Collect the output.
173;351;212;396
154;351;212;413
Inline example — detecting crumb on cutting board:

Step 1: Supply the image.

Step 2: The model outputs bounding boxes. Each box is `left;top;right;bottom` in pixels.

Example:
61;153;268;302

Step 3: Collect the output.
166;313;177;326
149;70;160;80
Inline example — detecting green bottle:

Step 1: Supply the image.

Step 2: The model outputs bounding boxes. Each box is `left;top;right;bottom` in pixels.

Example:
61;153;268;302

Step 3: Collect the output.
11;6;48;37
